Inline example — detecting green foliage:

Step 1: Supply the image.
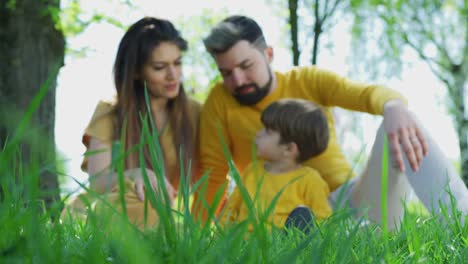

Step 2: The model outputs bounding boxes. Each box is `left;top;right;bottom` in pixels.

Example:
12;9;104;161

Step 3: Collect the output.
265;0;296;50
58;0;86;37
175;9;226;102
6;0;16;10
349;0;467;82
58;0;126;38
267;0;349;65
349;0;468;183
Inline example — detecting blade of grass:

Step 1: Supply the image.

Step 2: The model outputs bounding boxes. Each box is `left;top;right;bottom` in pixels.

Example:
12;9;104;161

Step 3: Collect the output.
381;136;389;233
141;88;174;221
215;123;257;224
113;140;127;218
381;135;391;262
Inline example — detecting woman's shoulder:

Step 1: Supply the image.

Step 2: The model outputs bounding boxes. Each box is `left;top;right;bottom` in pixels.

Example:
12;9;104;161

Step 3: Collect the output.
84;99;118;141
92;100;117;118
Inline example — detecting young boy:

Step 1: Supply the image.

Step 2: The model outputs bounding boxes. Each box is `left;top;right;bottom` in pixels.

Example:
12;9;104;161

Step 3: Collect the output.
219;98;332;231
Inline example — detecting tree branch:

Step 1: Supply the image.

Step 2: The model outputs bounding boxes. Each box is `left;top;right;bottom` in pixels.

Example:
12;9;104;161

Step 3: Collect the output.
462;12;468;74
378;6;453;74
322;0;330;20
409;7;454;66
402;32;451;86
321;0;345;25
315;0;321;25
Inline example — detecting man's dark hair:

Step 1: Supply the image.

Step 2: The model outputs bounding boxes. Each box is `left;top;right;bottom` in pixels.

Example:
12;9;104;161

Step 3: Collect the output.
203;15;267;54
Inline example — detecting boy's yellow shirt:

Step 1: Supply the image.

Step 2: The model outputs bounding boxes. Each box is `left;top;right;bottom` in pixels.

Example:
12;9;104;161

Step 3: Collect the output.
220;160;332;229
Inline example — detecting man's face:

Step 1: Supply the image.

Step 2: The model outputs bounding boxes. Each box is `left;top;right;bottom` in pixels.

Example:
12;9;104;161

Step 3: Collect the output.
213;40;273;105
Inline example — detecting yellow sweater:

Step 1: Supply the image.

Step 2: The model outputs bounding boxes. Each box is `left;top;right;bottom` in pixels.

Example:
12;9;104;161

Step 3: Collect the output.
81;99;201;190
196;66;406;217
220;161;331;229
64;98;201;229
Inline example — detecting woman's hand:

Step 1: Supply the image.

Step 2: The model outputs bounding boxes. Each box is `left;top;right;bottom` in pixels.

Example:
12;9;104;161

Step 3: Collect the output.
383;99;428;172
125;168;177;203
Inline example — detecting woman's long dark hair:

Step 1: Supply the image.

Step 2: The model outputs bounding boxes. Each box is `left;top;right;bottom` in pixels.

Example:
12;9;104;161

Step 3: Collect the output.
112;17;195;182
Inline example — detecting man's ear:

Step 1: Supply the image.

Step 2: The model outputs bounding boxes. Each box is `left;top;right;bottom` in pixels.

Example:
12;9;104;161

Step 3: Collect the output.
264;46;274;63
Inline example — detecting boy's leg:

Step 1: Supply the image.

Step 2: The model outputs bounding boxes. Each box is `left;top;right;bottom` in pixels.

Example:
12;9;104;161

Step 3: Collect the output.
349;123;468;229
284;206;315;234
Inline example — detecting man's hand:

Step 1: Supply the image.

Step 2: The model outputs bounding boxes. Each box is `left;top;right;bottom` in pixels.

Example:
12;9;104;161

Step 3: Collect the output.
383;99;428;172
125;168;177;204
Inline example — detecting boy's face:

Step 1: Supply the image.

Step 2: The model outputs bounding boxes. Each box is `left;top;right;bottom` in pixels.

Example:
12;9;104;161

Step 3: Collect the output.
255;128;286;161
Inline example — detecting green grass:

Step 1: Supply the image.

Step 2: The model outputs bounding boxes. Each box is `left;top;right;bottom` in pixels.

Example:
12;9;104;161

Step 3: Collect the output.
1;172;467;264
2;88;468;263
3;133;468;264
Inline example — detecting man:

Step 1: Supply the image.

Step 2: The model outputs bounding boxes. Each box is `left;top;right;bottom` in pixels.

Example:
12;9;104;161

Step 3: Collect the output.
194;15;468;228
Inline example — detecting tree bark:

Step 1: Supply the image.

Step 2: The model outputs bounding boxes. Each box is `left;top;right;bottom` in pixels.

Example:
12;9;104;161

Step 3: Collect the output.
311;20;322;65
451;72;468;185
457;119;468;185
288;0;300;66
0;0;65;210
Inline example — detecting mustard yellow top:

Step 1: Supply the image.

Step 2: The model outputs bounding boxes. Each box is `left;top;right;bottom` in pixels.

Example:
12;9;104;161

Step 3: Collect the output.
220;160;331;229
81;98;201;189
196;66;407;216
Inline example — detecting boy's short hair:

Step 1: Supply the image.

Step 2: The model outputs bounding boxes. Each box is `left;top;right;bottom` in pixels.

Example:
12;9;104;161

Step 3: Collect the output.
203;15;267;55
261;99;329;163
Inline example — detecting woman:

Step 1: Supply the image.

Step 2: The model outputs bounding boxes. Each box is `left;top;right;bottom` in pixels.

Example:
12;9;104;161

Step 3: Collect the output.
63;17;201;229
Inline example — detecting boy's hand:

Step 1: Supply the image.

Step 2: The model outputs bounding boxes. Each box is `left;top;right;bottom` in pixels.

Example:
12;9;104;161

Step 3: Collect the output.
383;99;428;172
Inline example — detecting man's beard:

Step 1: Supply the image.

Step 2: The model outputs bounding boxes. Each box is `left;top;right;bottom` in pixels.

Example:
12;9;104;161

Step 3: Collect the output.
233;70;273;106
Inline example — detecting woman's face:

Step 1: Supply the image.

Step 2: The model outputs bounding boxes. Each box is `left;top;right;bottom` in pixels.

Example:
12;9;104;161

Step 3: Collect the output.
141;41;183;100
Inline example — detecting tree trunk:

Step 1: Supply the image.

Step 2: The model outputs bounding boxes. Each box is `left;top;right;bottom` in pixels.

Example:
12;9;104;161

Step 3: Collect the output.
451;74;468;185
310;0;323;65
457;120;468;185
288;0;300;66
0;0;65;210
311;21;322;65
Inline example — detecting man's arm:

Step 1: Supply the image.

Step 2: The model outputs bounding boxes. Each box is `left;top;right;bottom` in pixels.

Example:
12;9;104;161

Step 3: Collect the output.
192;87;231;222
303;67;426;172
303;67;407;115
